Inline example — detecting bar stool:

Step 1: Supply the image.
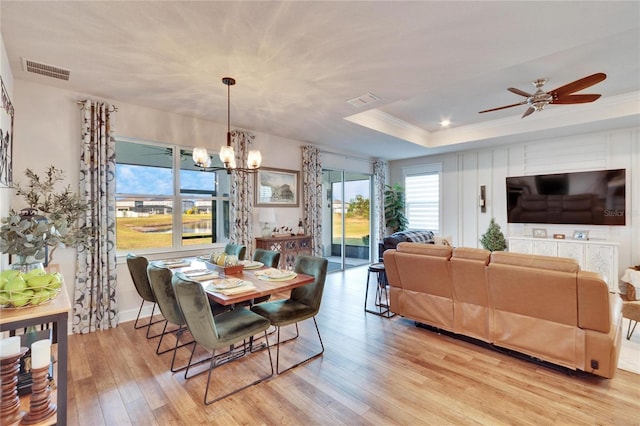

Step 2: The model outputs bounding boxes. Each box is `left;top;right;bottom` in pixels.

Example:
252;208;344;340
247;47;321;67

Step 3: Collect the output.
364;263;394;317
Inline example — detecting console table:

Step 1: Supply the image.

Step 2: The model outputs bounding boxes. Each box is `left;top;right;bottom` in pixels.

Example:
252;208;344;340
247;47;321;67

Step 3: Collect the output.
0;287;69;425
255;235;312;270
507;236;619;292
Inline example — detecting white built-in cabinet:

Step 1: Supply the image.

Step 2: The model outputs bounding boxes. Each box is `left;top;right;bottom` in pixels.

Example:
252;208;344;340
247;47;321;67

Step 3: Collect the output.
507;237;619;292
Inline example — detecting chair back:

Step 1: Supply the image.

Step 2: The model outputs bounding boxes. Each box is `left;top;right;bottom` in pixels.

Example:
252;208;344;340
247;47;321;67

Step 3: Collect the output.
147;264;186;326
225;244;246;261
253;249;280;268
172;273;220;350
291;255;328;312
126;254;155;302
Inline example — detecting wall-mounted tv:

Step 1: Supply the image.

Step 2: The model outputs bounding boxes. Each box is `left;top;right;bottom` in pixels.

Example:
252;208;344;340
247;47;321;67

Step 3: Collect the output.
506;169;626;226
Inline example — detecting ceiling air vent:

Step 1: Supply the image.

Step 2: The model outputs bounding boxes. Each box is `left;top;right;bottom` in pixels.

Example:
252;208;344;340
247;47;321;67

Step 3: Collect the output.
347;93;380;108
22;57;70;81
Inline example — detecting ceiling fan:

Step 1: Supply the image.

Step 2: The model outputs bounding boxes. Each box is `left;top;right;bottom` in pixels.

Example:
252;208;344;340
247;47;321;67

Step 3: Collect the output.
479;73;606;118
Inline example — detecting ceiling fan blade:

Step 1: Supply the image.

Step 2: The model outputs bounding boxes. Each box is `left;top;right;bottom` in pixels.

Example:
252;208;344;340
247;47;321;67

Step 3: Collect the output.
508;87;532;97
548;73;606;97
552;94;602;104
521;107;535;118
479;101;527;113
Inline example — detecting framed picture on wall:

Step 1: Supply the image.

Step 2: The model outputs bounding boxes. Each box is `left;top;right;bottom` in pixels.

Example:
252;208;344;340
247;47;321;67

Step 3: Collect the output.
0;76;14;187
255;167;300;207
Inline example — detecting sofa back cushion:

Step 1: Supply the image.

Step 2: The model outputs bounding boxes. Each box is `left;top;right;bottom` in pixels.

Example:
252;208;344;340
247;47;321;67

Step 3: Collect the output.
451;247;491;306
488;251;578;325
393;243;452;296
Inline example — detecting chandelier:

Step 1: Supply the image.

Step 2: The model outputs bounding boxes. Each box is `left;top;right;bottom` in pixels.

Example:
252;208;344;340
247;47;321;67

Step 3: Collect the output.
192;77;262;174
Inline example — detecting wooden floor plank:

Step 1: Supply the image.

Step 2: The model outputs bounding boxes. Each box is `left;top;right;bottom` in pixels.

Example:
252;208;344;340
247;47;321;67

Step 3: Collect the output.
65;265;640;425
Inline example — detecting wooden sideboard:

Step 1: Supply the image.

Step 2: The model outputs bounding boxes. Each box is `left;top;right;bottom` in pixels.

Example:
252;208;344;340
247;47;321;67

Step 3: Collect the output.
255;235;312;270
507;236;619;292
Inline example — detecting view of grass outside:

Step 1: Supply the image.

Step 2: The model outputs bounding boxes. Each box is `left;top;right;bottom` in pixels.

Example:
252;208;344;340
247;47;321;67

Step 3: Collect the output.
116;214;213;250
332;194;370;246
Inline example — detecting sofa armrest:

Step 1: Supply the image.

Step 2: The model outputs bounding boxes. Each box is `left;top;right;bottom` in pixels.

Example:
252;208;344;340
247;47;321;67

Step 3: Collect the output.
577;270;611;333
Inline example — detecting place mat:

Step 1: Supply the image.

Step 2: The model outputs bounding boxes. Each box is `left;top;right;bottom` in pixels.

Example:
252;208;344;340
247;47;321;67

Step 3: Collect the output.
240;260;264;270
254;268;297;281
154;259;191;268
206;279;256;295
183;269;219;281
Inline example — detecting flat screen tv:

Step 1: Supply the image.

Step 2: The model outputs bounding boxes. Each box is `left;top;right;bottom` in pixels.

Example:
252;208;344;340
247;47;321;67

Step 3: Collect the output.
506;169;626;226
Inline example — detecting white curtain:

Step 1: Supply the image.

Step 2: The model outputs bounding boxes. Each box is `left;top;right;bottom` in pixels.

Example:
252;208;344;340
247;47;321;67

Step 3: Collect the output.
74;101;118;334
302;146;322;256
229;130;255;255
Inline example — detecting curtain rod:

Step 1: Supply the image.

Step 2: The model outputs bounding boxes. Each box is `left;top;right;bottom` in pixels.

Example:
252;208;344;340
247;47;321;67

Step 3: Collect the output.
76;99;118;111
318;148;376;164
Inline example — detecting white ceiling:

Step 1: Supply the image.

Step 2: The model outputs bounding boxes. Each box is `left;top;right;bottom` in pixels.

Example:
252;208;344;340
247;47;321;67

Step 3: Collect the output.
2;1;639;161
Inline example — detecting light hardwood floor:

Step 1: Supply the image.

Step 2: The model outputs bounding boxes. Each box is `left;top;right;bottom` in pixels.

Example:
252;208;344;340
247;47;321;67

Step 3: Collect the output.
67;266;640;425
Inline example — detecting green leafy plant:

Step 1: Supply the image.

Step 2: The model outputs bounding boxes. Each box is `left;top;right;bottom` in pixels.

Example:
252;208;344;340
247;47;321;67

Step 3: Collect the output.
384;183;408;234
0;166;90;262
480;218;507;252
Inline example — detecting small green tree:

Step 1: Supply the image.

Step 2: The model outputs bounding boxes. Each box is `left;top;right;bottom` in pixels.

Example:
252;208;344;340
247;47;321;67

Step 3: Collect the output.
480;218;507;251
346;194;369;219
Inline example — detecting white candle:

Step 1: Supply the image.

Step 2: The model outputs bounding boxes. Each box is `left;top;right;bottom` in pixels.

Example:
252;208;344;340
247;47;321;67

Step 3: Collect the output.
0;335;21;357
31;339;51;369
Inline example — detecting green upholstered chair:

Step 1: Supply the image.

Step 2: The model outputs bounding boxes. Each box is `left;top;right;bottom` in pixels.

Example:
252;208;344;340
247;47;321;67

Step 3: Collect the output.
224;243;246;261
147;264;201;372
250;255;328;374
251;249;281;305
172;272;274;404
126;254;165;338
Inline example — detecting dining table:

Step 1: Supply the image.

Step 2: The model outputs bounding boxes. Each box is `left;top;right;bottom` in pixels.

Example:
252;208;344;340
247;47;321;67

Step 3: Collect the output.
153;257;315;306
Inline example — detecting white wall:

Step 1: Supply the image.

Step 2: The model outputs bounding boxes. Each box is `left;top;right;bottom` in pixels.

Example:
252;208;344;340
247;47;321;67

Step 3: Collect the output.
389;127;640;279
10;78;317;324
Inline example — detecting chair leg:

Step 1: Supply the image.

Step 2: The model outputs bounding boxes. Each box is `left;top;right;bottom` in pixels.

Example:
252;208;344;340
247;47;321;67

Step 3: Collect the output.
203;330;274;405
156;322;192;355
133;301;166;338
133;300;166;339
275;317;324;375
627;319;638;340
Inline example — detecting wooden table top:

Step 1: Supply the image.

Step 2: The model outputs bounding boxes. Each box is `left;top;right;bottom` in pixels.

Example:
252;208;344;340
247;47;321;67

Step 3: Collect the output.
163;258;315;306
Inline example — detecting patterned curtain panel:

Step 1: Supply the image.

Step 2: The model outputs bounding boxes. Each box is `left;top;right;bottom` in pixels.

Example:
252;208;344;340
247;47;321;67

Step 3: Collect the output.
74;101;118;334
229;130;255;255
302;146;322;256
373;160;387;244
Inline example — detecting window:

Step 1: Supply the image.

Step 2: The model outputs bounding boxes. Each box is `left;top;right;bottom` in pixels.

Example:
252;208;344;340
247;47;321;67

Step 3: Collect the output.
404;164;441;234
115;139;230;252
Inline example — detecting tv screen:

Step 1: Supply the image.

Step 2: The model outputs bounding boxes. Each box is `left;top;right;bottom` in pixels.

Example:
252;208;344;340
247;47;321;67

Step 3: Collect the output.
506;169;626;225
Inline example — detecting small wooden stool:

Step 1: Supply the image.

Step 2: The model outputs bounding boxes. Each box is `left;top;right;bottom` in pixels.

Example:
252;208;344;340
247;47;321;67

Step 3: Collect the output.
364;263;394;318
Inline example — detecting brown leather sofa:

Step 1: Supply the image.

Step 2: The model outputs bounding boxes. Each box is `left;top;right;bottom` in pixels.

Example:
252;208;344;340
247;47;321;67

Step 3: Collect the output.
383;243;623;378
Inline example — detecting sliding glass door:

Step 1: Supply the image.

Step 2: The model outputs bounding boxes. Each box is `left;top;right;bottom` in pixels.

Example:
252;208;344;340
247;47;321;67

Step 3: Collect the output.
321;169;372;272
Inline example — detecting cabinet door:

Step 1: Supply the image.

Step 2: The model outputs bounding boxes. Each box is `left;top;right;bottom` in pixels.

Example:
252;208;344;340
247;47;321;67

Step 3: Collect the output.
508;238;533;254
585;245;615;290
533;240;558;257
557;242;585;267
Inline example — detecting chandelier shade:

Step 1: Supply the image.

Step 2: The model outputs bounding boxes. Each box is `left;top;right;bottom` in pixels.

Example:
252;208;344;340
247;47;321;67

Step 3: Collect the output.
192;77;262;174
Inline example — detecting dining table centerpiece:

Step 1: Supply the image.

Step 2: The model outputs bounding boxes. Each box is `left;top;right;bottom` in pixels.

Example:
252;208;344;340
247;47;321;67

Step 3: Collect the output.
0;166;89;308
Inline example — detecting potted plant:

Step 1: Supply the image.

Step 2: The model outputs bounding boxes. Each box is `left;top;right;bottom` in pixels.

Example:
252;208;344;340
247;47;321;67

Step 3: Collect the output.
480;218;507;252
0;166;90;270
384;183;408;234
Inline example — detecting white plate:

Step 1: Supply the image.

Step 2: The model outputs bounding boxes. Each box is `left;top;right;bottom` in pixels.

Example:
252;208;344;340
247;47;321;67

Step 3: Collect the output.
254;268;296;280
207;278;247;290
240;260;264;270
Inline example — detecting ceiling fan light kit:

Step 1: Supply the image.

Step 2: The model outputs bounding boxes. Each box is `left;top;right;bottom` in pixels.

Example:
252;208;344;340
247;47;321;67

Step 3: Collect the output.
479;73;607;118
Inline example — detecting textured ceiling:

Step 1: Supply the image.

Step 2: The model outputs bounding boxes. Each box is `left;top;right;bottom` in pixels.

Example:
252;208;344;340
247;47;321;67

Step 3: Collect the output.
1;1;639;160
